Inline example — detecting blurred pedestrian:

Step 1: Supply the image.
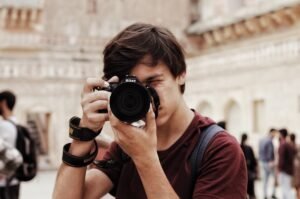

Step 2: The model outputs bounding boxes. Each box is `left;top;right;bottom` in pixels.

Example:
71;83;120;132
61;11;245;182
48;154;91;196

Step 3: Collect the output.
0;90;21;199
241;133;258;199
278;128;296;199
259;128;278;199
290;133;300;199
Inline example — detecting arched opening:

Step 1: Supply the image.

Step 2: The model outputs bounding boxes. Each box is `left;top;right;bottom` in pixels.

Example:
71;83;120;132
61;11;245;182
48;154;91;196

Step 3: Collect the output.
224;100;243;138
197;101;213;117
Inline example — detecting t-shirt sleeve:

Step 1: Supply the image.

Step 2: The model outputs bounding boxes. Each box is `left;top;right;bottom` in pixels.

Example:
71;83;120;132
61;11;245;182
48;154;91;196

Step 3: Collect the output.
193;132;247;199
94;141;123;195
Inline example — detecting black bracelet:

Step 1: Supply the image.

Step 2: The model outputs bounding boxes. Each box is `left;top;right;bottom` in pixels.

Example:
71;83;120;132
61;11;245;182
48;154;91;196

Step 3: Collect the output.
62;140;98;167
69;116;102;141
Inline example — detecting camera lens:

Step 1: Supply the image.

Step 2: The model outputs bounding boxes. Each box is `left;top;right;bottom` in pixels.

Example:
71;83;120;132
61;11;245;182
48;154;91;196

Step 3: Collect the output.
110;82;150;123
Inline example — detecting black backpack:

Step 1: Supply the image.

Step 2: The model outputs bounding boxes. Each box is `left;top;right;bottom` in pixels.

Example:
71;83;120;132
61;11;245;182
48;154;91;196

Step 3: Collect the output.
189;124;224;192
9;121;38;181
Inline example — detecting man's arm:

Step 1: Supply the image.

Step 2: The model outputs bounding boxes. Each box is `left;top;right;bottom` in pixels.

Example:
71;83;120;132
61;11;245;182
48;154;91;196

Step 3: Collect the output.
53;141;113;199
53;77;118;199
134;153;179;199
108;105;179;199
53;166;113;199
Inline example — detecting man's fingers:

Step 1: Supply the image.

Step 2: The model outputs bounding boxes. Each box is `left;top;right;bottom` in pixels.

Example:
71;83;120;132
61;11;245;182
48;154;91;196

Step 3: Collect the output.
145;104;156;133
83;77;109;94
81;91;110;106
83;100;108;114
108;76;119;83
85;113;109;123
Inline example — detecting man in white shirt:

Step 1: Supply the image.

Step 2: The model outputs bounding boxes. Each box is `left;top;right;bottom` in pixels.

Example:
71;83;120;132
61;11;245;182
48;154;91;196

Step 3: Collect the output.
0;90;20;199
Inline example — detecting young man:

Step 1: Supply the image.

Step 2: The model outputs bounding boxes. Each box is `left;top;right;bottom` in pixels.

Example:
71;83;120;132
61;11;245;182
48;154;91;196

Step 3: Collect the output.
0;91;21;199
259;128;278;199
53;23;247;199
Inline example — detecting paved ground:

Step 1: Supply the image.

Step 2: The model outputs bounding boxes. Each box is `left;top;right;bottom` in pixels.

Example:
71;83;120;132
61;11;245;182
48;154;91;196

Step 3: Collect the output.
20;170;296;199
20;170;114;199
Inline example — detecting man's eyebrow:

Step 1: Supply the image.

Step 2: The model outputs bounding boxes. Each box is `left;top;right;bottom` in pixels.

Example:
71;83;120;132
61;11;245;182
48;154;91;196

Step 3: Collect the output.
143;74;163;82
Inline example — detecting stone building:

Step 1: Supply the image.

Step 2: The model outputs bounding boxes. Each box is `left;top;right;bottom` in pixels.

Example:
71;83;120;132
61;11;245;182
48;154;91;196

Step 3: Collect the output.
1;0;299;167
186;0;300;148
0;0;192;167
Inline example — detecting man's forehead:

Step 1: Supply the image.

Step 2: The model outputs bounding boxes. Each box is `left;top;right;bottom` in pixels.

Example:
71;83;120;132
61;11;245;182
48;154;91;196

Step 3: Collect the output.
130;64;166;81
139;55;155;64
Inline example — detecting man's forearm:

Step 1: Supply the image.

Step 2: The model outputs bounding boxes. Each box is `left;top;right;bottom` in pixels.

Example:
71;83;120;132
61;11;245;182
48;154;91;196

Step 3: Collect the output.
53;163;87;199
135;155;179;199
53;141;94;199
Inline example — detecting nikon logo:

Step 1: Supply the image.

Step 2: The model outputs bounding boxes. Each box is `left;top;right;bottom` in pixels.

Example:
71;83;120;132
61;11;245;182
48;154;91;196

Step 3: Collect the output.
125;79;136;83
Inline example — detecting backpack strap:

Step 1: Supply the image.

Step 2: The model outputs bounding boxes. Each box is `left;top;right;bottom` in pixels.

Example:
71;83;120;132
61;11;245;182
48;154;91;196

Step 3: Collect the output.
190;124;224;191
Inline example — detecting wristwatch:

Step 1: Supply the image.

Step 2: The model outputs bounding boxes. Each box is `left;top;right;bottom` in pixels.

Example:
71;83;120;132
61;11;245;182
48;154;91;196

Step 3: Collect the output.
62;139;98;167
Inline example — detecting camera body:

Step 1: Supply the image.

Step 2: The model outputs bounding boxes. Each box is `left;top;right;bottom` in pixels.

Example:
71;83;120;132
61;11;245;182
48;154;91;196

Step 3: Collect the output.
95;75;160;123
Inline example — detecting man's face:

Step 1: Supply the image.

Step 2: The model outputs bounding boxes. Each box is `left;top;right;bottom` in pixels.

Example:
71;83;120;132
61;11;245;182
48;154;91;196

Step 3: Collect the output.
270;131;277;138
130;58;185;128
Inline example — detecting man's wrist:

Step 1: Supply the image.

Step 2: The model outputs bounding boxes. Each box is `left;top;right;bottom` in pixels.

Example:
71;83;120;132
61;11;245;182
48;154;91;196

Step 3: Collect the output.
69;116;102;141
79;118;104;133
62;140;98;167
133;152;160;169
69;140;95;157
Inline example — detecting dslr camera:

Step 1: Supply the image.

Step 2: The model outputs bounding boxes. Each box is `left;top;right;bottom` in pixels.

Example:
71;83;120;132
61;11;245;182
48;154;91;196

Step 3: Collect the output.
95;75;160;123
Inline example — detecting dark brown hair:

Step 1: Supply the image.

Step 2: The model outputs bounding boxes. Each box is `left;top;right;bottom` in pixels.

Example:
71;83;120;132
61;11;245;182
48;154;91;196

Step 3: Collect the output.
0;90;16;111
103;23;187;93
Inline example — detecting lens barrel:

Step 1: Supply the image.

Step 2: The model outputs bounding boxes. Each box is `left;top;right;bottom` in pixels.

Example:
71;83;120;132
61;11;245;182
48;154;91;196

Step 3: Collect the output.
110;82;150;123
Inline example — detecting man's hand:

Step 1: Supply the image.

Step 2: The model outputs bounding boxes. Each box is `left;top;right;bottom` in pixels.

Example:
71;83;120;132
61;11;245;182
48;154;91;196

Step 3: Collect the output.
108;103;158;166
69;76;119;156
80;76;119;132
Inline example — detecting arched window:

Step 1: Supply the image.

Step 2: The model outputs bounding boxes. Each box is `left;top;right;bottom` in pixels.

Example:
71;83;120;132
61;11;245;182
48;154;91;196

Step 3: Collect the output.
224;100;243;138
197;101;213;117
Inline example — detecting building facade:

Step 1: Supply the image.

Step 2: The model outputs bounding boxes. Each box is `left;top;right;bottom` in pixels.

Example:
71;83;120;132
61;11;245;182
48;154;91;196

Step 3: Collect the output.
1;0;300;167
185;0;300;148
0;0;191;167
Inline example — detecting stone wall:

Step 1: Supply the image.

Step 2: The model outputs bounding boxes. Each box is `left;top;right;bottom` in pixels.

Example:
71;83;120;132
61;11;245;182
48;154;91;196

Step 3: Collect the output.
185;24;300;147
0;0;191;167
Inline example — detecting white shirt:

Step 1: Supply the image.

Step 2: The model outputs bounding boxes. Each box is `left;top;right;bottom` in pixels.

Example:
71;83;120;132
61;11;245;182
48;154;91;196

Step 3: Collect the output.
0;116;19;186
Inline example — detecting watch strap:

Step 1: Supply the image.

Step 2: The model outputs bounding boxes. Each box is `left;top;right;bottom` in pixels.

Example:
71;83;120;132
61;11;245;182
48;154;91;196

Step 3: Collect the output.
62;140;98;167
69;116;101;141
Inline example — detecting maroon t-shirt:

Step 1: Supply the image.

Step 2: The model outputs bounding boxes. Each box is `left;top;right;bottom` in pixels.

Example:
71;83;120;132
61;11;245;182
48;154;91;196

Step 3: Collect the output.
96;112;247;199
278;141;296;175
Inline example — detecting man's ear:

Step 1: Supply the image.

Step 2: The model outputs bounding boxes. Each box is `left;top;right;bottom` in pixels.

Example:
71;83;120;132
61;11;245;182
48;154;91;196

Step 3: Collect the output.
177;72;186;85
